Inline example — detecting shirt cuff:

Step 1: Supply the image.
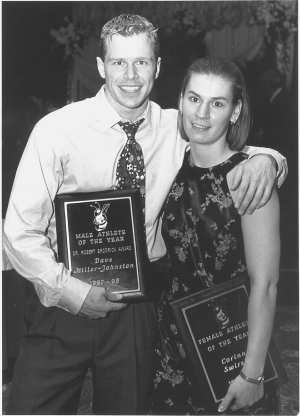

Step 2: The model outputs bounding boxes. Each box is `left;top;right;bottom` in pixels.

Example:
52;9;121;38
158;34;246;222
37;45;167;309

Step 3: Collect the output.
244;146;288;188
57;275;91;315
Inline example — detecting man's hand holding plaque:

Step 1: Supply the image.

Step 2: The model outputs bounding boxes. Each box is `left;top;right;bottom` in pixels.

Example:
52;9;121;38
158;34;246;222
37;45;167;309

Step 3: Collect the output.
55;189;151;303
78;286;127;319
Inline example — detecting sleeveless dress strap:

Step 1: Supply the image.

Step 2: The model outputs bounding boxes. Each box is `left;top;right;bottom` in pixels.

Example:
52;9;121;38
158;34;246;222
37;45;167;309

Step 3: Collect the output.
217;152;249;177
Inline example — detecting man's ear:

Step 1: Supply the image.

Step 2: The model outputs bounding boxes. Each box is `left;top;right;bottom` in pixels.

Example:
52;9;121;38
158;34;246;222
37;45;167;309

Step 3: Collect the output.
155;57;161;79
96;57;105;79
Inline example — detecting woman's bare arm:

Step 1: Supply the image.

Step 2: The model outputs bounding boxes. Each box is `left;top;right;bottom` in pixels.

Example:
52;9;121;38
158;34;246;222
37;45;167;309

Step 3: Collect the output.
218;171;280;412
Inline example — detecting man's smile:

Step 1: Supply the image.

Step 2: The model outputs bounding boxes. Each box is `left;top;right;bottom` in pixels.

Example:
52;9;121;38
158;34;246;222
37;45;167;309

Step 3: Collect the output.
119;86;142;93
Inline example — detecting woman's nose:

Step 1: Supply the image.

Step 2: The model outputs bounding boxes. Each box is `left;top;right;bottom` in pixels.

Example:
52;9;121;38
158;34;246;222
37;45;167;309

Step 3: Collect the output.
196;103;210;119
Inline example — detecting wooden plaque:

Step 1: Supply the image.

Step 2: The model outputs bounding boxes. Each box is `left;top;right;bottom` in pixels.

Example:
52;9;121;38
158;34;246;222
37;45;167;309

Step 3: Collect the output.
55;189;150;302
171;274;287;403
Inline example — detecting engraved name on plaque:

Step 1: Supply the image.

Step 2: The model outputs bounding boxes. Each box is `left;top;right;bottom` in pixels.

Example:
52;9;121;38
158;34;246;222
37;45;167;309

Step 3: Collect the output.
55;189;149;302
171;274;287;405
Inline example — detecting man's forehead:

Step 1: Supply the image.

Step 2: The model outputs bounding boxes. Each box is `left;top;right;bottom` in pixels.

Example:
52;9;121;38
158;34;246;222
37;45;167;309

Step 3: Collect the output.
105;33;154;55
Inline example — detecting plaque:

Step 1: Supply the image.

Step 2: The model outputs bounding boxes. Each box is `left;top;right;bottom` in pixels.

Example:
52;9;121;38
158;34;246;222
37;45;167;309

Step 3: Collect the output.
55;189;150;302
170;274;288;404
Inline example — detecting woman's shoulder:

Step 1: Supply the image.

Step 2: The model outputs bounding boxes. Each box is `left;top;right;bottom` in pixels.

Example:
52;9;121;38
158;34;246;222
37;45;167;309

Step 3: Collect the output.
226;152;247;183
223;152;249;170
219;152;247;181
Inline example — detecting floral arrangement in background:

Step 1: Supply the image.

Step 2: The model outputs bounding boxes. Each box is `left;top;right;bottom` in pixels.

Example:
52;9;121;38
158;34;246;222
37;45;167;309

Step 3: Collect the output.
256;0;297;44
168;9;203;39
50;1;297;78
255;0;297;75
50;17;87;59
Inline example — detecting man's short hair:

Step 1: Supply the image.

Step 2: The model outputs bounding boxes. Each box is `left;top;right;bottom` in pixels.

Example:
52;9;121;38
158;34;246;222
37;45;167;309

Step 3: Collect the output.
99;14;159;61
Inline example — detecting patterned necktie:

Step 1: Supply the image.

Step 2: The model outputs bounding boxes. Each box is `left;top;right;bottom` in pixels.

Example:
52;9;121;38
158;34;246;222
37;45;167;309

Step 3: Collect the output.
116;119;146;218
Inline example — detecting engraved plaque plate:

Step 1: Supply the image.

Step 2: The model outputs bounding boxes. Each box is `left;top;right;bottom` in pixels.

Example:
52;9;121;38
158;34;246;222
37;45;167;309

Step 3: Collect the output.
55;189;150;302
171;274;286;404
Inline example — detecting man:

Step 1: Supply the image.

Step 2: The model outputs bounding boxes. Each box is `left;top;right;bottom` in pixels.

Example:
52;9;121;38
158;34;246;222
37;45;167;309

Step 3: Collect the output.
3;14;287;415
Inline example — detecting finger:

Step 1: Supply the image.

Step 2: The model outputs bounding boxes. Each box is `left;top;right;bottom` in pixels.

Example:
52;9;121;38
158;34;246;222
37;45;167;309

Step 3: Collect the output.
244;175;275;213
236;169;266;214
243;183;265;214
108;301;127;312
230;401;244;412
98;312;108;318
78;311;106;319
77;311;88;318
255;183;274;209
230;397;252;412
105;291;124;302
230;165;243;192
99;297;127;313
234;177;252;214
218;392;235;413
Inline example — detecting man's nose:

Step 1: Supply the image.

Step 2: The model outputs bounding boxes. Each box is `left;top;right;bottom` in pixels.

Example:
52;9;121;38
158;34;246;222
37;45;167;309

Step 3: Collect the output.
124;64;138;81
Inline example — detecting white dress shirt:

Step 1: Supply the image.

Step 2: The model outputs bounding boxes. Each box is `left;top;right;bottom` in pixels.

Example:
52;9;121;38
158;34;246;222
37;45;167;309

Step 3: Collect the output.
3;86;287;314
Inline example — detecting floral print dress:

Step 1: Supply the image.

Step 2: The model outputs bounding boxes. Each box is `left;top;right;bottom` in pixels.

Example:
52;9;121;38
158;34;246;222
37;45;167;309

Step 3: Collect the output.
152;151;279;415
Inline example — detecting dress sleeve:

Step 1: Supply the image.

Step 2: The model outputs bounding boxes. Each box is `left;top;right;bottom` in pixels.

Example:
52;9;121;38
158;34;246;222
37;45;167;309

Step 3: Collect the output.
3;120;91;315
243;146;288;188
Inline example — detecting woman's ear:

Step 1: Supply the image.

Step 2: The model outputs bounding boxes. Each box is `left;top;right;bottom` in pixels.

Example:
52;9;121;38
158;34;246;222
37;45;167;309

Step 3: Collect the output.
179;95;183;114
230;99;242;123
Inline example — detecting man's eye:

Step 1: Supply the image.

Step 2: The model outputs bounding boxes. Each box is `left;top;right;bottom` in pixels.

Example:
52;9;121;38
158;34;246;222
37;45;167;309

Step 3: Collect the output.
114;61;124;66
136;61;146;66
212;101;223;107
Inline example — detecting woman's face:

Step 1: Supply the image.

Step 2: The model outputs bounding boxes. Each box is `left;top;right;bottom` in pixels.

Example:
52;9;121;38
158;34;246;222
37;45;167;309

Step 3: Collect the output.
180;73;241;147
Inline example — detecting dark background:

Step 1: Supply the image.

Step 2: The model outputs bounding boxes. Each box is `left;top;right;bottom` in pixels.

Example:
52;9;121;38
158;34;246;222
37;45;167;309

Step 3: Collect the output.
3;1;298;271
2;2;298;410
2;2;72;214
2;1;71;110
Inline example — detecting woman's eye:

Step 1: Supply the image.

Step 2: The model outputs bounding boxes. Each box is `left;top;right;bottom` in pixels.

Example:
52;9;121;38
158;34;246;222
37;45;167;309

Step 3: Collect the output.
189;96;199;103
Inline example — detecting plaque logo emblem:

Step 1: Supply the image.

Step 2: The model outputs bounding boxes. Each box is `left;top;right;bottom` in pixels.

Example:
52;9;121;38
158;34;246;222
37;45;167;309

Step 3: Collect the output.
208;299;229;329
90;202;110;231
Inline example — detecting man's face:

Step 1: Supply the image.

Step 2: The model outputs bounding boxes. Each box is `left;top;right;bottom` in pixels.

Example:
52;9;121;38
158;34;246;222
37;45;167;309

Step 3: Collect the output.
97;33;161;120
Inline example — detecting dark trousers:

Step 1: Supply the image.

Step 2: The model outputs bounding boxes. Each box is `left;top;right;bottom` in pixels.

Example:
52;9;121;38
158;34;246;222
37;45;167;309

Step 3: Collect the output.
6;295;157;415
6;255;170;415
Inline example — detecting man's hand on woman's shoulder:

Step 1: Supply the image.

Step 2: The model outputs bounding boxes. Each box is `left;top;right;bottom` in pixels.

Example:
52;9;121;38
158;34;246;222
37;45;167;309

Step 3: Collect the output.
230;154;277;215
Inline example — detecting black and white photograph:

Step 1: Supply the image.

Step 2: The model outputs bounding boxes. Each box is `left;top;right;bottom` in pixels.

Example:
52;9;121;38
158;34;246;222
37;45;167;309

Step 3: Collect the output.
2;1;298;415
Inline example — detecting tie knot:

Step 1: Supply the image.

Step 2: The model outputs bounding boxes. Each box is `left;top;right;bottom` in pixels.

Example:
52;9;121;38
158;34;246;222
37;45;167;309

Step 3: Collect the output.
119;119;144;138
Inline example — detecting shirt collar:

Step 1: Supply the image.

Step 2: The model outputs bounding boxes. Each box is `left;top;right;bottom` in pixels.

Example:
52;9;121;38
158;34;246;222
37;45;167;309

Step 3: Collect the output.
94;85;154;132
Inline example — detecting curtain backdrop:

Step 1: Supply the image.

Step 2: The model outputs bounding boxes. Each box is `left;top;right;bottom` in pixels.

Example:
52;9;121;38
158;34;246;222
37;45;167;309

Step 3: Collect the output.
70;22;265;102
72;36;103;99
69;1;296;102
71;1;270;36
205;22;264;61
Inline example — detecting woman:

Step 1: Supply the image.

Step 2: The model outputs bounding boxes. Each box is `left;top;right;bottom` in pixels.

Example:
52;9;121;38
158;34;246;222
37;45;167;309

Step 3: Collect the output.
152;57;281;415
